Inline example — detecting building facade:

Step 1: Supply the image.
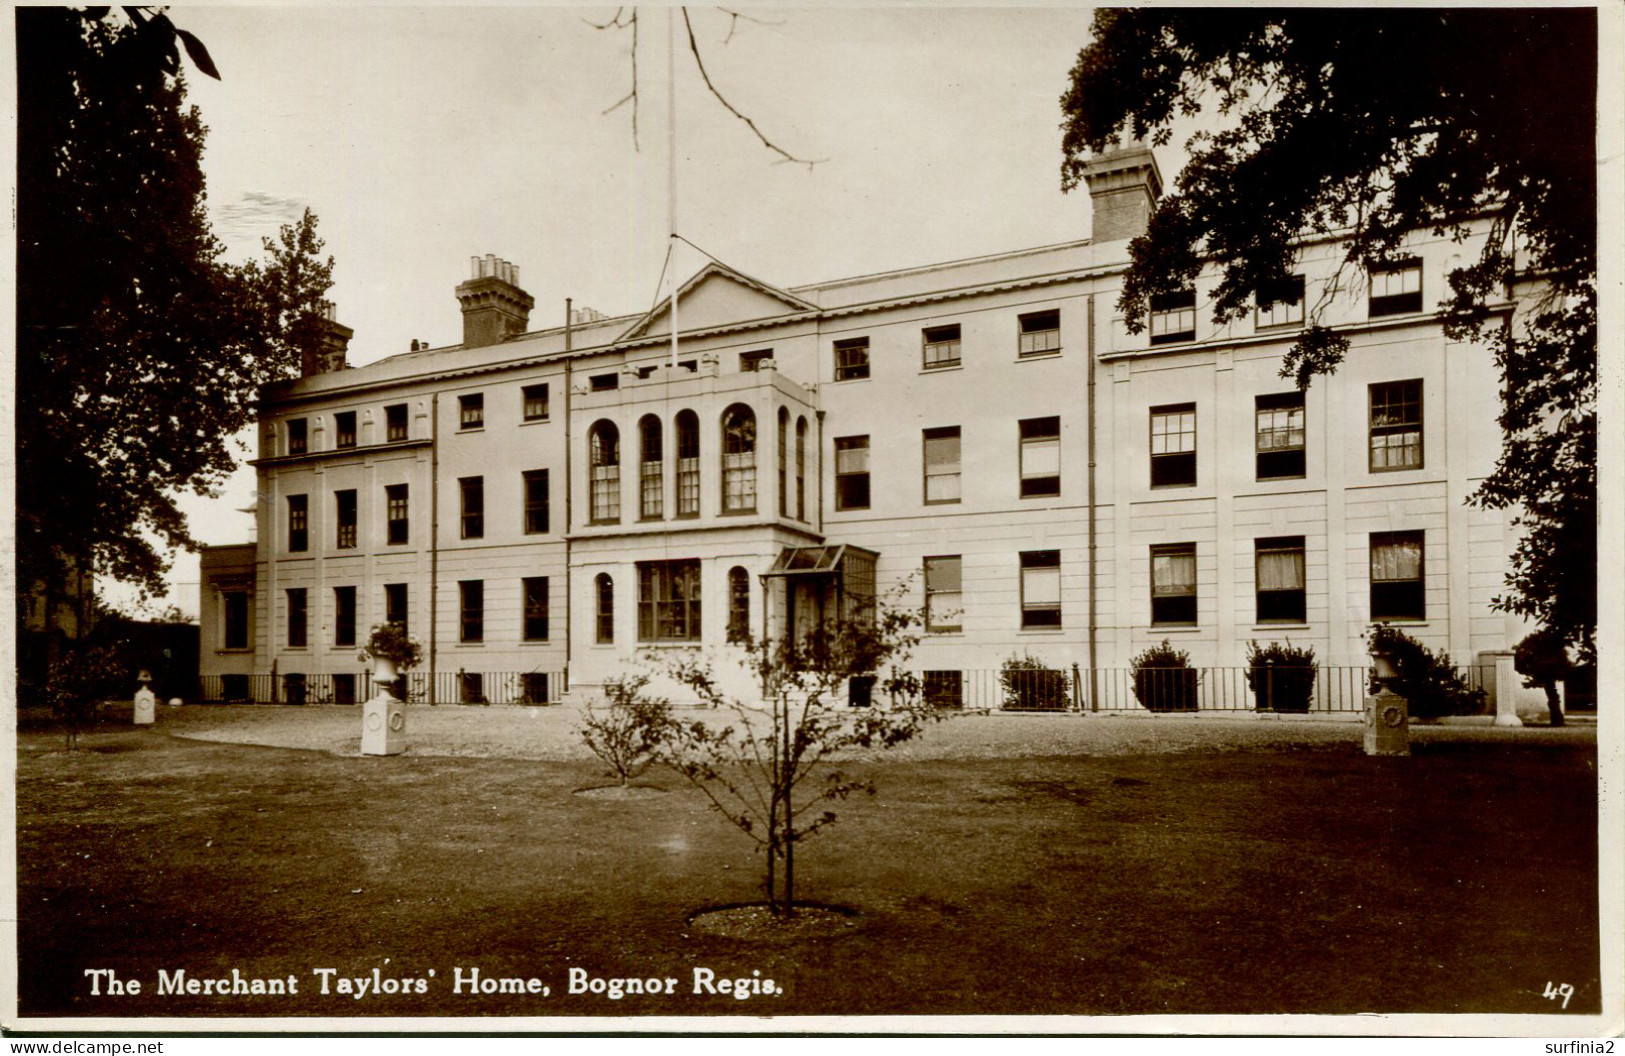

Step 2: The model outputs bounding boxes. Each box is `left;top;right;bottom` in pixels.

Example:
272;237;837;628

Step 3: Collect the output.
200;145;1532;709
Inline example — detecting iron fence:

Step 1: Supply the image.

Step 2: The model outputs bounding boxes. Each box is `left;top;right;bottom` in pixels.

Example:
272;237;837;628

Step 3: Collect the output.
918;663;1496;715
196;670;567;706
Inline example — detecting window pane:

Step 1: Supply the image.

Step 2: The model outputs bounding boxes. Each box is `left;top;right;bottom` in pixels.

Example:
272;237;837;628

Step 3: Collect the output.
1257;549;1305;591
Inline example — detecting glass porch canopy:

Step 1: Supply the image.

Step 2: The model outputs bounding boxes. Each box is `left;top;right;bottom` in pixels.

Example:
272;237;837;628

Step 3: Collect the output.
762;544;878;622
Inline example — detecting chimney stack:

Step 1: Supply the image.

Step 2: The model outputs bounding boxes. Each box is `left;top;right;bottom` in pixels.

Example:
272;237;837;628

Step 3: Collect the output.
1078;139;1163;243
455;254;534;349
303;299;353;377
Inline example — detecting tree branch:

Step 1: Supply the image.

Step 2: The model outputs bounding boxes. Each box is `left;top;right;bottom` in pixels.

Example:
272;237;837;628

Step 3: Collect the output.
681;7;821;169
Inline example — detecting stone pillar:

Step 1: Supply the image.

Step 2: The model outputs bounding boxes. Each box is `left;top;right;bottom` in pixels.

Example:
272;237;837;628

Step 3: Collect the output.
362;660;406;756
1363;687;1409;756
133;672;156;726
1489;650;1524;727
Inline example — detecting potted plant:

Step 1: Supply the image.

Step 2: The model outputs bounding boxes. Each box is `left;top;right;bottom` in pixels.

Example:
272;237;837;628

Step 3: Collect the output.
1244;640;1318;713
358;623;422;688
999;654;1070;711
1131;640;1200;712
1366;624;1486;719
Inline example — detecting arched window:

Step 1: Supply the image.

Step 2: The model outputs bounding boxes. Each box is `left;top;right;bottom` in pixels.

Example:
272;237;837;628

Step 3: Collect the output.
727;566;751;644
675;410;700;516
795;416;808;521
778;408;790;517
721;404;757;513
595;573;614;643
588;421;621;523
639;415;663;520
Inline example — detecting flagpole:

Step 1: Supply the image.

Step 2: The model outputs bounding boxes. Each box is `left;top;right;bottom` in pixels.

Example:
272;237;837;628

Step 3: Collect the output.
668;6;679;370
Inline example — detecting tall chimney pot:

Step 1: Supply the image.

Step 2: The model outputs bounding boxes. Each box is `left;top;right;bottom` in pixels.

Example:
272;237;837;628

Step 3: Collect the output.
1079;139;1163;243
455;255;534;349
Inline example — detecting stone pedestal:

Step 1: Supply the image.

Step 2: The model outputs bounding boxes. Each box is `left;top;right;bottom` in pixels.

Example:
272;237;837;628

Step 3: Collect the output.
361;687;405;756
1489;651;1525;727
133;686;156;726
1364;688;1409;756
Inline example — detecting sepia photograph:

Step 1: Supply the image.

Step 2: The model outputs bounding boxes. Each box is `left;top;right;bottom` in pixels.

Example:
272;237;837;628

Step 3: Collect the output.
7;2;1620;1039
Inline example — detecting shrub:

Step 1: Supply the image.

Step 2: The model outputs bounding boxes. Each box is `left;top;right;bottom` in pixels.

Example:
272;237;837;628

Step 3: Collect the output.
1367;625;1486;718
579;676;676;786
999;654;1069;711
1131;639;1199;712
1244;640;1318;713
358;623;422;673
1514;630;1571;727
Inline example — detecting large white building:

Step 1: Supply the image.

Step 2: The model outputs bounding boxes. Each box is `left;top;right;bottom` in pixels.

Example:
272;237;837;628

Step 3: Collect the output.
199;144;1531;710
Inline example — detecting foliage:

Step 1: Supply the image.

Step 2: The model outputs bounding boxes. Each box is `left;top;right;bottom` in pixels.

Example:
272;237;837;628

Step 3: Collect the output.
1060;9;1597;660
1514;629;1572;727
358;624;423;672
1243;641;1318;713
999;654;1070;712
1367;626;1486;719
653;595;933;916
1130;639;1199;712
16;7;336;606
578;677;678;787
28;643;133;751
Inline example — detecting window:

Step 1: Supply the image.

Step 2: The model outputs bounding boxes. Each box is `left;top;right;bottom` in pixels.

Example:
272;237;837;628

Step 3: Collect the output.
460;476;484;539
721;404;757;513
1019;417;1061;498
834;337;870;381
740;349;774;372
1020;551;1062;628
1150;404;1197;487
1018;309;1060;356
589;373;619;392
1257;275;1305;329
384;583;408;634
385;484;409;545
222;591;249;650
333;674;356;707
1256;392;1306;480
835;436;870;511
675;410;700;516
727;566;750;644
523;469;550;534
637;559;701;642
1151;544;1197;626
1256;537;1307;623
522;383;549;422
1370;380;1423;471
523;576;549;641
334;411;357;449
385;403;408;442
458;393;484;430
287;495;308;552
1370;531;1425;621
1369;258;1422;317
795;417;807;520
461;673;485;704
588;420;621;523
595;573;614;644
923;426;961;505
1149;289;1197;345
924;556;963;633
287;418;307;455
334;585;357;647
777;409;789;516
286;588;308;647
637;365;658;381
522;673;550;704
632;416;661;520
459;580;484;643
924;671;964;709
335;490;357;549
922;323;962;370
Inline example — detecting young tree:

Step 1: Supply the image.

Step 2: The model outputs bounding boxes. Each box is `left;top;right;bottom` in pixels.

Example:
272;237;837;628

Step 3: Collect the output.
17;9;336;638
654;598;931;917
1059;9;1597;660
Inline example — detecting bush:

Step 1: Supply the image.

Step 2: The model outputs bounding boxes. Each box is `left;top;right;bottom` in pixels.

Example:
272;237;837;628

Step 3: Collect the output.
579;676;676;786
357;623;422;673
999;655;1069;711
1244;640;1318;713
1368;625;1486;718
1132;640;1199;712
1514;629;1571;727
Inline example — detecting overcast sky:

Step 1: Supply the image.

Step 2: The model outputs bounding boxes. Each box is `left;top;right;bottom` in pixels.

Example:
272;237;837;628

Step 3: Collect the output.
113;4;1179;618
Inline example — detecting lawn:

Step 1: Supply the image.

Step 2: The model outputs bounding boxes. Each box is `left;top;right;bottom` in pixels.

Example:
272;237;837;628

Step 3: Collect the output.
14;707;1601;1020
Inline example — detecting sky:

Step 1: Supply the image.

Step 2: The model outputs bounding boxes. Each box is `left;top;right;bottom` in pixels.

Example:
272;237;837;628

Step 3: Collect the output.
106;4;1173;618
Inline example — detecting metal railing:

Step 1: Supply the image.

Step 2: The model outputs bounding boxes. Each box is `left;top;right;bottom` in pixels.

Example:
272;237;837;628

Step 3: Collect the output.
919;664;1496;715
197;670;568;706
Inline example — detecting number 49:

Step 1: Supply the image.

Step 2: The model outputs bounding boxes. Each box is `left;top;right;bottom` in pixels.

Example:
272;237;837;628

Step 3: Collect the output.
1544;981;1574;1009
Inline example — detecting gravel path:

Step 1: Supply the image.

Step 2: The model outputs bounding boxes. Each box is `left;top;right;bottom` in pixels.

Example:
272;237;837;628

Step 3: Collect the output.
149;702;1593;761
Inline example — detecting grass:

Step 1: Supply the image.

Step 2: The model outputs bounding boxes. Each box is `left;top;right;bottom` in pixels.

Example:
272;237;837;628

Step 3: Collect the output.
15;710;1601;1019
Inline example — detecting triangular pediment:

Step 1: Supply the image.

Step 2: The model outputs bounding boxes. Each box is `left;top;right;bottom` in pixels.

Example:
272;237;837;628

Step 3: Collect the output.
619;262;816;341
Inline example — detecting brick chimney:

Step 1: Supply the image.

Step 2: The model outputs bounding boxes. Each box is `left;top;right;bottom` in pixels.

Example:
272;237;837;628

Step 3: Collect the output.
1079;139;1163;243
456;255;534;349
303;300;352;377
